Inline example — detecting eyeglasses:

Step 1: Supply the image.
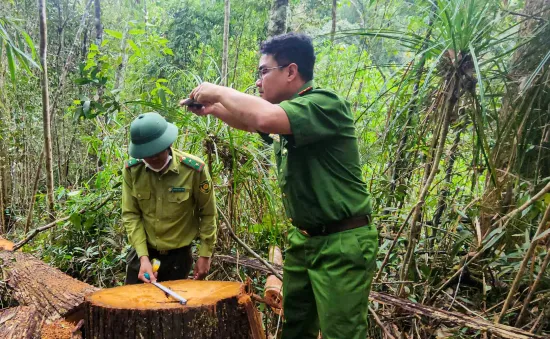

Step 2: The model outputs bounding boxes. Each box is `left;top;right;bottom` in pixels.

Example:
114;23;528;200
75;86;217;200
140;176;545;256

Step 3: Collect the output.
257;65;289;80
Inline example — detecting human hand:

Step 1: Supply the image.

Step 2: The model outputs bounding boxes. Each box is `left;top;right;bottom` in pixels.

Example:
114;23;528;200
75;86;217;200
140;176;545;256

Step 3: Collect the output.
138;256;158;283
193;256;211;280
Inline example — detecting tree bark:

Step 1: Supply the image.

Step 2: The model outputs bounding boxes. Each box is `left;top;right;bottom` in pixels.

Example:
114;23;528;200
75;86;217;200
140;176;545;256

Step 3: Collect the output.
38;0;55;221
330;0;336;43
94;0;102;45
221;0;230;86
84;280;265;339
0;306;45;339
267;0;288;37
0;251;98;323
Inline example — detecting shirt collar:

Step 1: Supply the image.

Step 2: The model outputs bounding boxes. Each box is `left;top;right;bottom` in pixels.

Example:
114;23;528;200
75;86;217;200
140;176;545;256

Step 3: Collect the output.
291;80;314;99
166;148;179;174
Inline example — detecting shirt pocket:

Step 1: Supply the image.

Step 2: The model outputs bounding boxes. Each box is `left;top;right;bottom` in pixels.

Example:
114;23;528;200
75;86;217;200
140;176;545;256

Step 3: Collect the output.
165;190;193;218
132;190;152;215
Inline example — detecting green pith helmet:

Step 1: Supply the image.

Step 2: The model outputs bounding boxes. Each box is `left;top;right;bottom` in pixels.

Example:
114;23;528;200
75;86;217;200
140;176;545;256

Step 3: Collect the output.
129;112;178;159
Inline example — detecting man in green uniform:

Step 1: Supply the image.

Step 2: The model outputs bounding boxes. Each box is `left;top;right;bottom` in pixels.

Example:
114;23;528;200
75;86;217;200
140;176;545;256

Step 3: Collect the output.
122;112;217;284
183;33;378;339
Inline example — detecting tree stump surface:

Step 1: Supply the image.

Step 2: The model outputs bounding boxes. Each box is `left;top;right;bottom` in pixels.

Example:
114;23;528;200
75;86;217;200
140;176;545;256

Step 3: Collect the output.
0;305;44;339
0;251;98;322
85;280;265;339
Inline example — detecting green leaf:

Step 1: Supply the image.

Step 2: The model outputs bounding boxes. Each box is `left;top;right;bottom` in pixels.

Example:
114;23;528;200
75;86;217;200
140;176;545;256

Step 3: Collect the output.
6;45;16;83
162;47;174;56
89;43;99;51
83;101;91;117
104;29;123;39
158;88;167;108
128;29;146;35
128;39;140;56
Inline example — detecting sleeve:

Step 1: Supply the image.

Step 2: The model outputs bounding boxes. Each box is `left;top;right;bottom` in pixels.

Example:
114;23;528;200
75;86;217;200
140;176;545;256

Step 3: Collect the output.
193;167;217;257
278;92;350;147
122;169;149;258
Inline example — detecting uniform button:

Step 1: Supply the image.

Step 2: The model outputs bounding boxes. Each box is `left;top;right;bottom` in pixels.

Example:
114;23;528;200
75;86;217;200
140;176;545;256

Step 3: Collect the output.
158;198;161;201
137;193;141;197
156;219;159;221
289;218;293;223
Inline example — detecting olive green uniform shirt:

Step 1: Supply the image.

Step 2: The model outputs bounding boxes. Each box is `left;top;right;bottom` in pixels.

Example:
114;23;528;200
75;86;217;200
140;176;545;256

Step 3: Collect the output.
122;148;217;258
261;81;372;230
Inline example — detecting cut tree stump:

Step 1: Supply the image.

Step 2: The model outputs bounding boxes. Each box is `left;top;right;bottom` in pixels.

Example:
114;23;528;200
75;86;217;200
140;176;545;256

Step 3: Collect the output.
0;305;44;339
0;251;98;323
85;280;265;339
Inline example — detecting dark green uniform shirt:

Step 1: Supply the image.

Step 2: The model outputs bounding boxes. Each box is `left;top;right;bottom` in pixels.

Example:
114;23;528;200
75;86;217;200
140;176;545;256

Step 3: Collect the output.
262;81;372;230
122;148;217;258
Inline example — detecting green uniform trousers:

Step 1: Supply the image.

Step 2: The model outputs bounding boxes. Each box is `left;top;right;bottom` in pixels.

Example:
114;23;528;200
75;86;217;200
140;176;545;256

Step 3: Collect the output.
282;223;378;339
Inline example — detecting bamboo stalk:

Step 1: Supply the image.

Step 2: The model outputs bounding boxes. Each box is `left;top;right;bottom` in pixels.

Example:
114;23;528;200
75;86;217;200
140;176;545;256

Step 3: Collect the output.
515;248;550;326
496;202;550;324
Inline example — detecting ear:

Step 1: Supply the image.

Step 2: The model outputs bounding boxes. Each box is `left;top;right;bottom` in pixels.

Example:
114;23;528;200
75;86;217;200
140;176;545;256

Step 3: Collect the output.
287;63;299;82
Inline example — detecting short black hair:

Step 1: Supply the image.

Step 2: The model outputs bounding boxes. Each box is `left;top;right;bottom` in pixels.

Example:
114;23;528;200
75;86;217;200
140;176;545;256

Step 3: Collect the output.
260;33;315;82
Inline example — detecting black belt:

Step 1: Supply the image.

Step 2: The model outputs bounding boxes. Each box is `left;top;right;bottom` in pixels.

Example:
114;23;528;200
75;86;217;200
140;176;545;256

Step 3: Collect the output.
298;215;372;237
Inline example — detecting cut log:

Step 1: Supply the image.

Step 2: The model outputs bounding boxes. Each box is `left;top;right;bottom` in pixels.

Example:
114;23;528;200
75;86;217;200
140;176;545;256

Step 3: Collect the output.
0;251;98;322
0;237;15;251
0;305;44;339
264;246;283;315
85;280;265;339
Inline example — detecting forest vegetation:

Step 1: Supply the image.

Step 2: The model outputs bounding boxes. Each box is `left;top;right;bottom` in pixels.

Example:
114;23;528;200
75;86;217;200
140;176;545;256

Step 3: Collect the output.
0;0;549;337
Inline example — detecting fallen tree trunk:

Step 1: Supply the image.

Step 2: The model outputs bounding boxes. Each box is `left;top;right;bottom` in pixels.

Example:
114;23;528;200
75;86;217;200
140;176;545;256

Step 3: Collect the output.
0;305;44;339
0;251;98;323
214;253;543;339
85;280;265;339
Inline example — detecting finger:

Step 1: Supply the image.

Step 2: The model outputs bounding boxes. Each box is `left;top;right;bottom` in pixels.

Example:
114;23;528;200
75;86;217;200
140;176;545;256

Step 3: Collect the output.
154;272;158;278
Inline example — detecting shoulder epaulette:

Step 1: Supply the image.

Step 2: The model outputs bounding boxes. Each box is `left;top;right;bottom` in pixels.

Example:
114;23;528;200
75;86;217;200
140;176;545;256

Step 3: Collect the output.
298;86;313;96
180;155;205;172
125;158;143;168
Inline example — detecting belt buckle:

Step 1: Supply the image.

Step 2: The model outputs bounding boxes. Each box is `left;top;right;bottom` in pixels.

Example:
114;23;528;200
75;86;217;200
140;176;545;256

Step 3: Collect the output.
158;250;169;255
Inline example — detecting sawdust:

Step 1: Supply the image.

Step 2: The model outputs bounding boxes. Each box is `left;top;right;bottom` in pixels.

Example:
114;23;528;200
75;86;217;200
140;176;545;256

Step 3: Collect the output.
87;280;244;310
41;319;79;339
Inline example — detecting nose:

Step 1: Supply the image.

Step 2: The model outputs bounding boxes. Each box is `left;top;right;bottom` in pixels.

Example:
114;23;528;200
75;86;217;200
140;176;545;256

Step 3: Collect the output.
255;78;262;88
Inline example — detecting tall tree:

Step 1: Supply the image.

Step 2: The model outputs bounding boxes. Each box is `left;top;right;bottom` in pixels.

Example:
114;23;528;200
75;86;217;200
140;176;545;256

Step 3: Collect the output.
94;0;102;45
222;0;230;86
38;0;55;219
267;0;288;37
330;0;336;43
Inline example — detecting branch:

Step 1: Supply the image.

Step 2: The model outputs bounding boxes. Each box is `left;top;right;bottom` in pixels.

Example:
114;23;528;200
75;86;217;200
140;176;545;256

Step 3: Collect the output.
13;193;114;251
492;180;550;226
216;207;283;280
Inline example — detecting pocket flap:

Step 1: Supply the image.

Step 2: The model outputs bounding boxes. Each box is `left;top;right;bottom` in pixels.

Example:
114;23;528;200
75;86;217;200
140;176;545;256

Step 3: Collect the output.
167;191;190;203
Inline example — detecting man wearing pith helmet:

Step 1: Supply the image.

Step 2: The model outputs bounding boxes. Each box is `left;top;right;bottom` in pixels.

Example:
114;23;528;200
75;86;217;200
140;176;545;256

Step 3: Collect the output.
122;112;217;284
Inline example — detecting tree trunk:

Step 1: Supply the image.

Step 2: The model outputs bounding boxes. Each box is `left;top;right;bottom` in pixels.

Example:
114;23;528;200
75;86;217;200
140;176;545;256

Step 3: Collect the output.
94;0;102;45
267;0;288;37
330;0;336;43
0;251;98;323
38;0;55;221
221;0;230;86
84;280;265;339
0;306;45;339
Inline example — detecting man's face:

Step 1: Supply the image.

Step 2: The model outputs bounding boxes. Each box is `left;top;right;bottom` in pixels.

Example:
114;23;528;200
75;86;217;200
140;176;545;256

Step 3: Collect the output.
143;149;170;170
256;54;291;104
